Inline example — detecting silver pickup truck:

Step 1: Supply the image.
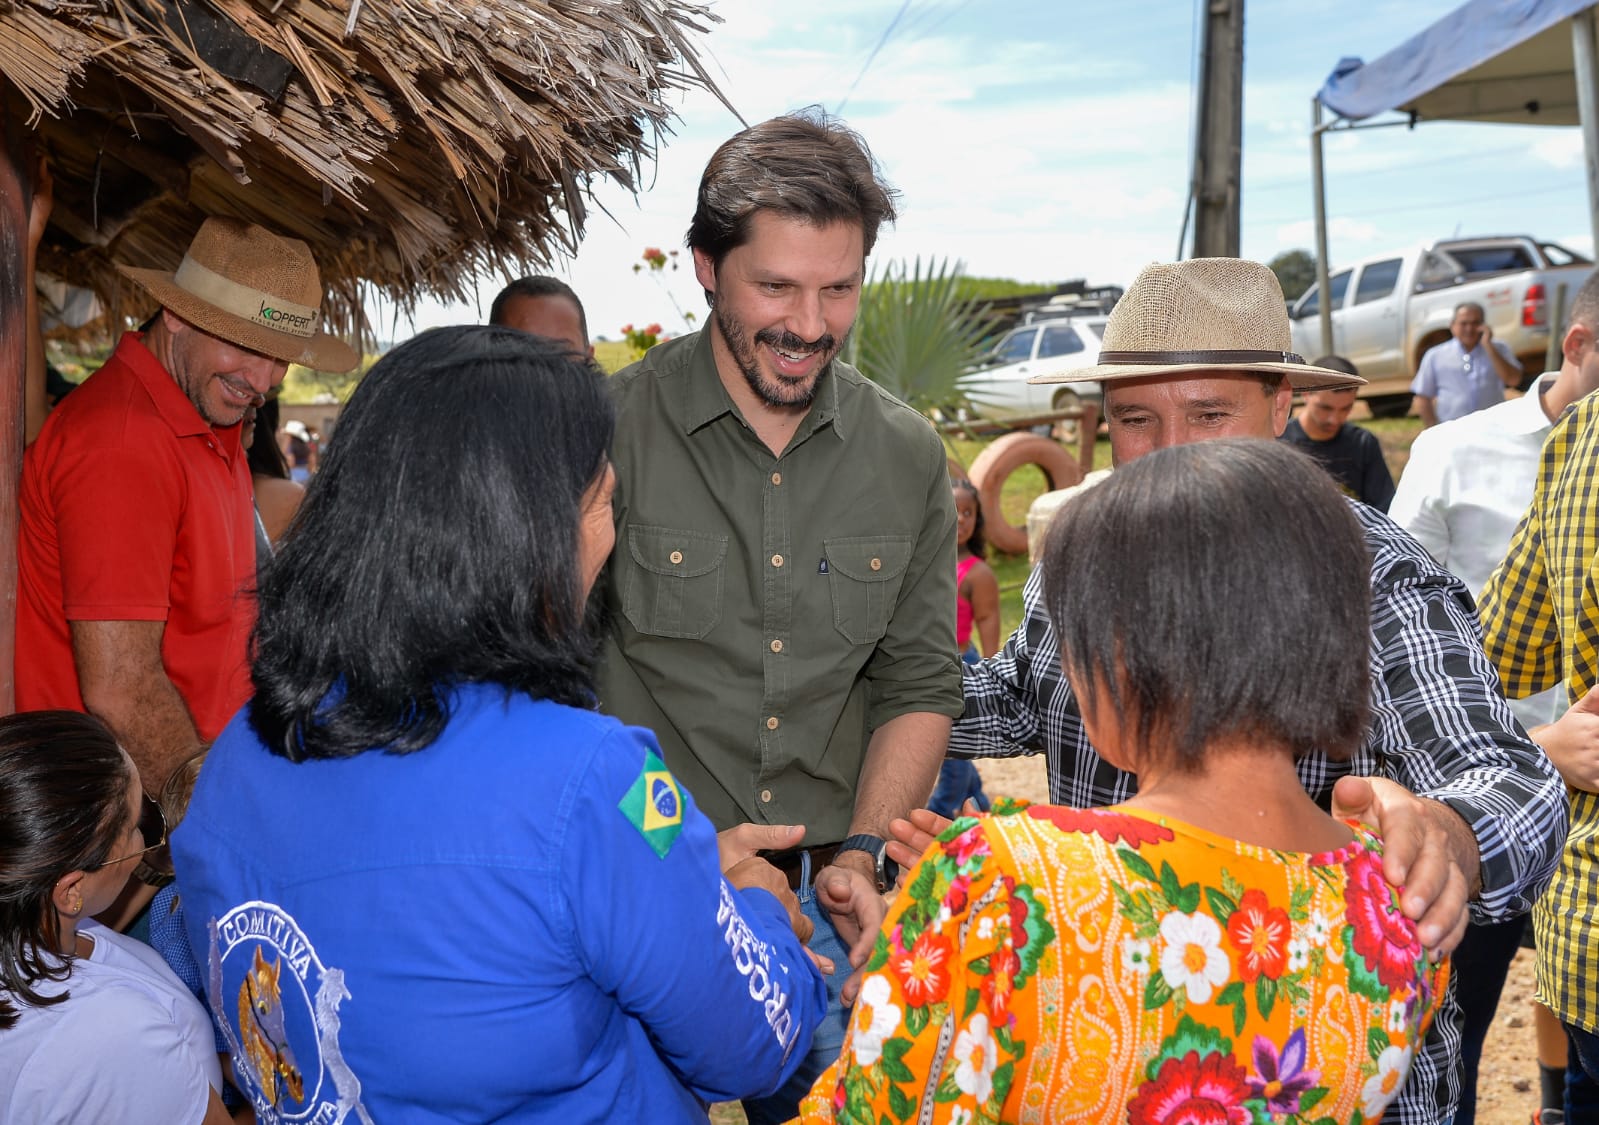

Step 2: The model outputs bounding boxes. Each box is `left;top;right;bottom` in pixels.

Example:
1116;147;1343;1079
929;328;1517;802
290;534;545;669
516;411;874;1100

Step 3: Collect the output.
1286;236;1592;416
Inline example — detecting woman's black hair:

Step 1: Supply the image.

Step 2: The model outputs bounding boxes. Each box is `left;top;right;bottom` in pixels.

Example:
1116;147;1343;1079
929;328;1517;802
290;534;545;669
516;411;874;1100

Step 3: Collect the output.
0;711;133;1029
249;326;615;760
247;395;292;480
952;477;986;559
1042;438;1371;770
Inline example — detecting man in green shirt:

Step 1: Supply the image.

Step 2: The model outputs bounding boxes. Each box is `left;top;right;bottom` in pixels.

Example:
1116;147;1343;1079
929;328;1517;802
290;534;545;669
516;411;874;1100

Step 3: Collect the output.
600;110;963;1121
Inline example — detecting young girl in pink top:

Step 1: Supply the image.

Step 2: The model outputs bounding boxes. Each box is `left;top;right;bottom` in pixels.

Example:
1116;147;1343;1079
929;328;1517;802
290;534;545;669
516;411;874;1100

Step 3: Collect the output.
931;478;1000;818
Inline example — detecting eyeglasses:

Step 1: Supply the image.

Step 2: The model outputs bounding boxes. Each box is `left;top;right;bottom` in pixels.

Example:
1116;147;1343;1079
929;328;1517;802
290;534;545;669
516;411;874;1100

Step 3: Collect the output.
86;795;167;871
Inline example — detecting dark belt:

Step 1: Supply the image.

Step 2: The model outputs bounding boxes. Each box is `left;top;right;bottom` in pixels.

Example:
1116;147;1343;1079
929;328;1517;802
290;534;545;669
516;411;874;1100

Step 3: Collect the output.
765;843;843;890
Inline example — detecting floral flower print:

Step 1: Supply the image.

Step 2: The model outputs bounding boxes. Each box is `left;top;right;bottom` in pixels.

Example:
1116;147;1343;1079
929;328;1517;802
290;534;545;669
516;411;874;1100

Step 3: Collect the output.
942;819;991;867
1026;806;1176;848
1159;911;1230;1004
1246;1029;1319;1116
891;930;954;1008
1360;1044;1414;1118
1225;889;1292;982
1124;936;1154;976
952;1013;999;1102
1343;848;1426;990
1286;937;1311;973
850;974;902;1068
1127;1050;1252;1125
981;945;1021;1022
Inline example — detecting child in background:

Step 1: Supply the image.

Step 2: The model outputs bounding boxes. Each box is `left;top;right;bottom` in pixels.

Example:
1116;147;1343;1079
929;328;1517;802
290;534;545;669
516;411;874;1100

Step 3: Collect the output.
929;478;997;818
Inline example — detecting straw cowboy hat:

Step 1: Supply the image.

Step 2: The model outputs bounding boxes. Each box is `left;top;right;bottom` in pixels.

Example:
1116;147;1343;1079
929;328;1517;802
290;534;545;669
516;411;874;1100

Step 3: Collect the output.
118;218;360;372
1031;257;1364;392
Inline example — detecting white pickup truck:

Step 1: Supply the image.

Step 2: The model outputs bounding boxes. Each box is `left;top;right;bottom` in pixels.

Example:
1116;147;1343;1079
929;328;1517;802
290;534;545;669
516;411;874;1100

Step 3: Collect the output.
1286;236;1592;416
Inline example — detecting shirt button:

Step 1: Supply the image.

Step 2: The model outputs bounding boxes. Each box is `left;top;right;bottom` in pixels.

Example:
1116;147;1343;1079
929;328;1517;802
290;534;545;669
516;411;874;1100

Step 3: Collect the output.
760;789;773;803
766;716;779;730
771;472;782;485
870;557;882;571
770;639;783;653
771;554;784;568
669;550;683;565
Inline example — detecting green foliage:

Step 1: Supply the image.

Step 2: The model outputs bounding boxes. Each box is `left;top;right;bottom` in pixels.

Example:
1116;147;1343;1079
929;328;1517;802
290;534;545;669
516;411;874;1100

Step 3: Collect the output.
845;256;990;415
952;276;1058;303
279;354;378;405
1268;249;1318;302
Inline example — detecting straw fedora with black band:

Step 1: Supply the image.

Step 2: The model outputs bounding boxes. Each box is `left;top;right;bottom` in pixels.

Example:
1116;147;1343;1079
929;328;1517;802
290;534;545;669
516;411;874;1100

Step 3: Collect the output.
1030;257;1364;392
117;217;360;373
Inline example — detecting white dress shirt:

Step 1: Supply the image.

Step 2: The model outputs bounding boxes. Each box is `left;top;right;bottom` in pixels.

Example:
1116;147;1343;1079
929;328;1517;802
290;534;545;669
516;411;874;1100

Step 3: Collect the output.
1390;373;1564;728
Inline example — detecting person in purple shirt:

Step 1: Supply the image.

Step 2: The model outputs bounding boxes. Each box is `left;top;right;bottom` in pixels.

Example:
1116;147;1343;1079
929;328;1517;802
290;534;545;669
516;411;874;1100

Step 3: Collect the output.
171;327;826;1123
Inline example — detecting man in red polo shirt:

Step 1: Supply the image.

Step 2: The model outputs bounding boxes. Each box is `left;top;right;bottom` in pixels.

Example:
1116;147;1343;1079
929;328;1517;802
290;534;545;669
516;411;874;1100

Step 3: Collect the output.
17;218;358;798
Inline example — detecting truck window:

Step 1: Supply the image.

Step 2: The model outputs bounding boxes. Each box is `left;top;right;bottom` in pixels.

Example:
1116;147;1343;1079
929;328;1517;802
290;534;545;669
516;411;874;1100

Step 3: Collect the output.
1297;270;1352;318
1038;324;1085;358
1353;259;1402;306
1448;245;1534;274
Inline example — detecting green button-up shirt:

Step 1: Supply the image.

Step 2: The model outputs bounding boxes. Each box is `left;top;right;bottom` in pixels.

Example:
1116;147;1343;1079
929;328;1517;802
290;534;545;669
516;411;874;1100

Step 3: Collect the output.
600;330;963;842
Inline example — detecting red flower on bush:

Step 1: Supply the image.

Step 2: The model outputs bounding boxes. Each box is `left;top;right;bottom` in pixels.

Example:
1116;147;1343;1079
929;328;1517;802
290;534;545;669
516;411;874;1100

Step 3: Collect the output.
1127;1051;1252;1125
1344;847;1424;989
891;930;954;1008
1026;806;1176;848
1225;889;1291;981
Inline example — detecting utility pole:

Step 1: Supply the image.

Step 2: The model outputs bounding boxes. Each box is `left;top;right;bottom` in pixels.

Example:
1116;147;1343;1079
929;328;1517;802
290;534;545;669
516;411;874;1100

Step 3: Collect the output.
1191;0;1244;257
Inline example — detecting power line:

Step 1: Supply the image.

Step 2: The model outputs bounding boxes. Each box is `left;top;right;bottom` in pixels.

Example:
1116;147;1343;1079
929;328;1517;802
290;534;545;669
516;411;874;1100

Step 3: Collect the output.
837;0;916;115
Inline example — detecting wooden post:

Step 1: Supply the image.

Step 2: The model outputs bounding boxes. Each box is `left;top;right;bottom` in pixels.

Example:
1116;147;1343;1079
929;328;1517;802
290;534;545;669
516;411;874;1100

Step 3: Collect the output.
0;104;30;714
1192;0;1245;257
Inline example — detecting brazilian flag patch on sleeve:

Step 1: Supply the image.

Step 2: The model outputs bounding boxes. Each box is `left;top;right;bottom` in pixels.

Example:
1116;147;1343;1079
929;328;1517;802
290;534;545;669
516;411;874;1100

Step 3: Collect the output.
618;749;685;858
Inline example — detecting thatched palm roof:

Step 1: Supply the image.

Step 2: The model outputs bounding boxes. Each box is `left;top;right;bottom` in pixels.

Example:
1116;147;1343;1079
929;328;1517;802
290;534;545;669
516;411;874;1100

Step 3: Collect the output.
1;0;726;344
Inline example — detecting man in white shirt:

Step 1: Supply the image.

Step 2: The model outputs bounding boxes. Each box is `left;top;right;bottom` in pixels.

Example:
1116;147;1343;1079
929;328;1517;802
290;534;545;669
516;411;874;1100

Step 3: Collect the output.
1389;269;1599;1125
1410;302;1524;427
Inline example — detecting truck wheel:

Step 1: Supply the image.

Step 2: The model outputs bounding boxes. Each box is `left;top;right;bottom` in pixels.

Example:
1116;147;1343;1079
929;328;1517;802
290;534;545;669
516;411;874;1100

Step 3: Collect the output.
967;432;1083;555
1365;393;1413;419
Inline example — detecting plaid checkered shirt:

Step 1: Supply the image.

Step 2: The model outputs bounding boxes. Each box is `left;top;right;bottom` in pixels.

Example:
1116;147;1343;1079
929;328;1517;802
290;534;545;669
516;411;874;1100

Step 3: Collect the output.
952;498;1565;1125
1480;391;1599;1037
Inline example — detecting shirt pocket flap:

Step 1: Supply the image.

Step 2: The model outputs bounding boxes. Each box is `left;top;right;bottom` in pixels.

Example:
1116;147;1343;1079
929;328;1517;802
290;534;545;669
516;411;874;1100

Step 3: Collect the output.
824;535;914;582
627;525;728;578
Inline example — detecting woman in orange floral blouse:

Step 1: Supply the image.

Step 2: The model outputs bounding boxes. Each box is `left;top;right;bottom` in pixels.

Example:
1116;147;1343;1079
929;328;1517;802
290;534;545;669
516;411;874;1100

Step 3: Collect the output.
796;439;1447;1125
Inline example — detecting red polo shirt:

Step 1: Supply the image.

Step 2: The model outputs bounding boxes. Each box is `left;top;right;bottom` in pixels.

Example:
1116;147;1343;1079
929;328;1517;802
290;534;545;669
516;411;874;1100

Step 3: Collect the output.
17;333;256;740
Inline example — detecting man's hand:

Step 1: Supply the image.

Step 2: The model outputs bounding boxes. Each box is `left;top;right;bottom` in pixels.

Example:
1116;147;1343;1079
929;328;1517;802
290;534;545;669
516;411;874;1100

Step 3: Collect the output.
1532;686;1599;793
1332;775;1481;957
815;862;887;1004
885;801;982;874
1481;323;1494;345
716;822;804;874
724;855;814;944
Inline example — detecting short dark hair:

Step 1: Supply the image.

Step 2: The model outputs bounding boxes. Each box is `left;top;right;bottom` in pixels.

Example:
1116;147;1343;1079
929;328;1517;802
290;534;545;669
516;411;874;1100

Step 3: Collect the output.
1042;438;1371;770
686;107;899;273
488;276;589;345
246;394;292;480
0;711;133;1029
1310;354;1360;378
1567;270;1599;333
249;326;615;760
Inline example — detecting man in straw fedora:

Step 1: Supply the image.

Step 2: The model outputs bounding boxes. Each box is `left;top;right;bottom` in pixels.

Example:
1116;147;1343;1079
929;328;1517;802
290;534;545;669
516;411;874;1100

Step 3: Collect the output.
17;218;358;811
925;257;1566;1125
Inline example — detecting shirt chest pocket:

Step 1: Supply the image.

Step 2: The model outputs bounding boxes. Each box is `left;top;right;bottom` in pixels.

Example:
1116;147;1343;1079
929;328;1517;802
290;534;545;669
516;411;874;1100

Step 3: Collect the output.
824;535;914;645
621;525;728;640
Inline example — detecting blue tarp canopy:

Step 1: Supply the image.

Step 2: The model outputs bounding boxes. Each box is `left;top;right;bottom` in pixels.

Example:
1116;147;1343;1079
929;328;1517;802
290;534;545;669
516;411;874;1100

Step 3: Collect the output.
1318;0;1595;124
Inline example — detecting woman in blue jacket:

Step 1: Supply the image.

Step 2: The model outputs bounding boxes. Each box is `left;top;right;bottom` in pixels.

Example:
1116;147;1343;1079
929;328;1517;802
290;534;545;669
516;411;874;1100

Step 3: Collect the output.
171;326;826;1123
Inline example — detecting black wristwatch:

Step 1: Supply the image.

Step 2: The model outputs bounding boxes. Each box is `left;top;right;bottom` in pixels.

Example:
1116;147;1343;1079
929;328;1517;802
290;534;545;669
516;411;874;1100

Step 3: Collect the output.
838;833;899;892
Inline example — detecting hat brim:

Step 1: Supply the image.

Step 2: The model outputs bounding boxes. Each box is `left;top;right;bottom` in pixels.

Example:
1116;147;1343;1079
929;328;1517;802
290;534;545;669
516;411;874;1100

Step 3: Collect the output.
1030;360;1364;393
117;264;361;373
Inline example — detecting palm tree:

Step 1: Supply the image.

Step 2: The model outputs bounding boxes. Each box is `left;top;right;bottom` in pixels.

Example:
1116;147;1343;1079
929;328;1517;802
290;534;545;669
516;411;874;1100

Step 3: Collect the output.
845;256;989;418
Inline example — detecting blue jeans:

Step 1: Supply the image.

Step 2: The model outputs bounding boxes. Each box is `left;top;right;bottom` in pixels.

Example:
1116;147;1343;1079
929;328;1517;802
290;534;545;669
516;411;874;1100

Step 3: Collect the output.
928;759;991;820
1565;1021;1599;1122
741;851;852;1125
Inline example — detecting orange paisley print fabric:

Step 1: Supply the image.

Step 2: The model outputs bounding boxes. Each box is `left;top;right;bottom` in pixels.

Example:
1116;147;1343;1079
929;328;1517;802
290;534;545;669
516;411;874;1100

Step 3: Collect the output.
794;800;1446;1125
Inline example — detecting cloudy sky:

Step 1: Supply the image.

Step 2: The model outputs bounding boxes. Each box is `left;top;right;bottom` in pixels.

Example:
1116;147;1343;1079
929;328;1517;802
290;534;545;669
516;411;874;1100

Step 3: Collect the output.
383;0;1595;344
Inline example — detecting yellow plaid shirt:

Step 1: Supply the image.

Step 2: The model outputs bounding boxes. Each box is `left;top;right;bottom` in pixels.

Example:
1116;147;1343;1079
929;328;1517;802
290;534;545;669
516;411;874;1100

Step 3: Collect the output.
1481;392;1599;1031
